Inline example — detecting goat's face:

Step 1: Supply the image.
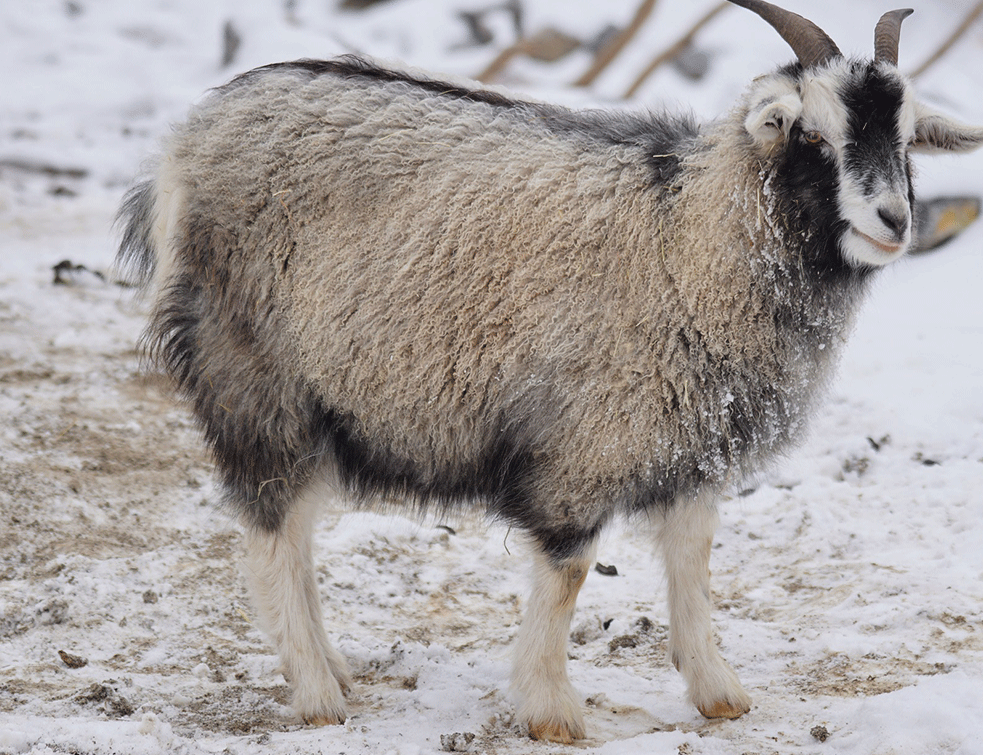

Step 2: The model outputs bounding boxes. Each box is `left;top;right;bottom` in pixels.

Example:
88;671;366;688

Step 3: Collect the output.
745;60;983;268
733;1;983;269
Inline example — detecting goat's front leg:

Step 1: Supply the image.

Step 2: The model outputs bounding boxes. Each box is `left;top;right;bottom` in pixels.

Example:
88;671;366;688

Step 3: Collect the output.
512;541;597;743
656;500;751;719
242;485;352;726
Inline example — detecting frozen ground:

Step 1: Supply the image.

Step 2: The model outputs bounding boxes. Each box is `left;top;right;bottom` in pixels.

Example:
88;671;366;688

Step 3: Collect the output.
2;1;983;753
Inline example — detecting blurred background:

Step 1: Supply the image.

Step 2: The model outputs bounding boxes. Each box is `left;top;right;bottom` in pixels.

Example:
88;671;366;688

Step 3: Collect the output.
2;0;983;213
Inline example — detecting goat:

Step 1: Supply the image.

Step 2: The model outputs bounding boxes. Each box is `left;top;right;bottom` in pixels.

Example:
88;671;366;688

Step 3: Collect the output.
116;0;983;743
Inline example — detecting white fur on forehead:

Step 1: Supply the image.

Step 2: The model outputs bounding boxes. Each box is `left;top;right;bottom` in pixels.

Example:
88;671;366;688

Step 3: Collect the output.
894;76;918;142
804;60;917;144
741;62;867;151
743;58;920;153
797;66;850;145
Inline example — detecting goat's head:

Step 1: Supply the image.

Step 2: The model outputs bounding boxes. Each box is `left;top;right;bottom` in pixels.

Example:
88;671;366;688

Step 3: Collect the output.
732;0;983;269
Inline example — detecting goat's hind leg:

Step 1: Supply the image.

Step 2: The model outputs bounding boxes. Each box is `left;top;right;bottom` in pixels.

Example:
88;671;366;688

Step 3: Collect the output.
656;499;751;719
242;483;352;725
512;539;597;743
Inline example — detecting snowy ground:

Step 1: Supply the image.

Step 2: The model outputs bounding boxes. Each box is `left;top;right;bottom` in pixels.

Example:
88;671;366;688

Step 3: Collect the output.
2;1;983;753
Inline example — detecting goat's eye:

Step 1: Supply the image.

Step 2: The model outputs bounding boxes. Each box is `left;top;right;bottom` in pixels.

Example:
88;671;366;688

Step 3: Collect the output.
803;130;825;145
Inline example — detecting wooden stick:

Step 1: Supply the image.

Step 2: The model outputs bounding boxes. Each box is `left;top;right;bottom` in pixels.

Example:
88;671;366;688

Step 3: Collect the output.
910;0;983;78
476;28;579;82
574;0;660;88
476;40;529;83
623;1;729;100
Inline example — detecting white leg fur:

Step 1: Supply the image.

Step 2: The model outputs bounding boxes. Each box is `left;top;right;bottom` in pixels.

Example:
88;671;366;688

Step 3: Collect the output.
242;485;352;725
511;542;597;743
656;501;751;719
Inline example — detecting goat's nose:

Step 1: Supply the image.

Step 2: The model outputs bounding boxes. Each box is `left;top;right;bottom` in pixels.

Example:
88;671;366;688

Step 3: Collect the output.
877;206;909;241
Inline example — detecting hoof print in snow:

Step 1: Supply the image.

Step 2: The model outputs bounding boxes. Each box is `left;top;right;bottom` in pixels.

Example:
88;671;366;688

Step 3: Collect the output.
440;731;476;752
75;682;135;718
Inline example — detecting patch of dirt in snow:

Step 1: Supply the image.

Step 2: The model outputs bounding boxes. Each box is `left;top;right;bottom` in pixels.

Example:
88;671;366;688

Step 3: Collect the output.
0;212;296;737
792;652;951;698
0;225;531;751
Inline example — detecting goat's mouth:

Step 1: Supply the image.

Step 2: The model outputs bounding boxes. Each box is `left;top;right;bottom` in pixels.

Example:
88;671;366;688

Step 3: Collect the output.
850;227;906;255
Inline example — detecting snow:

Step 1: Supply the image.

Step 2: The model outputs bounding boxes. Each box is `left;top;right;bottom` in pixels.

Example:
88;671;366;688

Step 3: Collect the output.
2;1;983;753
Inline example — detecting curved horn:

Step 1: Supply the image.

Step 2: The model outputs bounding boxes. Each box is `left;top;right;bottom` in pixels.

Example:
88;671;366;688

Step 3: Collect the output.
874;8;914;66
727;0;842;69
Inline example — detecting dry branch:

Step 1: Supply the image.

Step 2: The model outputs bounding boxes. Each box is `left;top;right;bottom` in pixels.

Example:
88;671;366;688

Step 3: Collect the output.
623;1;729;99
910;0;983;78
476;28;580;83
221;20;241;68
573;0;660;88
476;44;522;83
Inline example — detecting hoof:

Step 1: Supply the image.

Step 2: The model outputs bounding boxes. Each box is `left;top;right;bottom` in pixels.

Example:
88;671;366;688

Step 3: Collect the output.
528;718;586;744
302;710;346;726
698;697;751;719
294;666;350;727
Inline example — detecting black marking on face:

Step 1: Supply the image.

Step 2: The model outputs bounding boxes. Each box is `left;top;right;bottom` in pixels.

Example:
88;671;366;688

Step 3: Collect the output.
770;121;856;282
840;64;908;200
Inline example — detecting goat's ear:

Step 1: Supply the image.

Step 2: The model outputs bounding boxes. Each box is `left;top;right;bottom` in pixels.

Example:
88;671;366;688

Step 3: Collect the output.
744;81;802;150
912;102;983;154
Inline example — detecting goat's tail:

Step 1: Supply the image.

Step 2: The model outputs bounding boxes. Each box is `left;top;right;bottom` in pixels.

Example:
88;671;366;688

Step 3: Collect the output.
114;166;186;293
115;179;158;288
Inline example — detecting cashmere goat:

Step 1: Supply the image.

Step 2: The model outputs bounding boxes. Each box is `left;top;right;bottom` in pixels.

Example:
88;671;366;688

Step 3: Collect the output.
117;0;983;742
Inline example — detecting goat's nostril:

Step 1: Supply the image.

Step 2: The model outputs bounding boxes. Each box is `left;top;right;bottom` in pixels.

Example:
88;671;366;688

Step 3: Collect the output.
877;207;909;239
